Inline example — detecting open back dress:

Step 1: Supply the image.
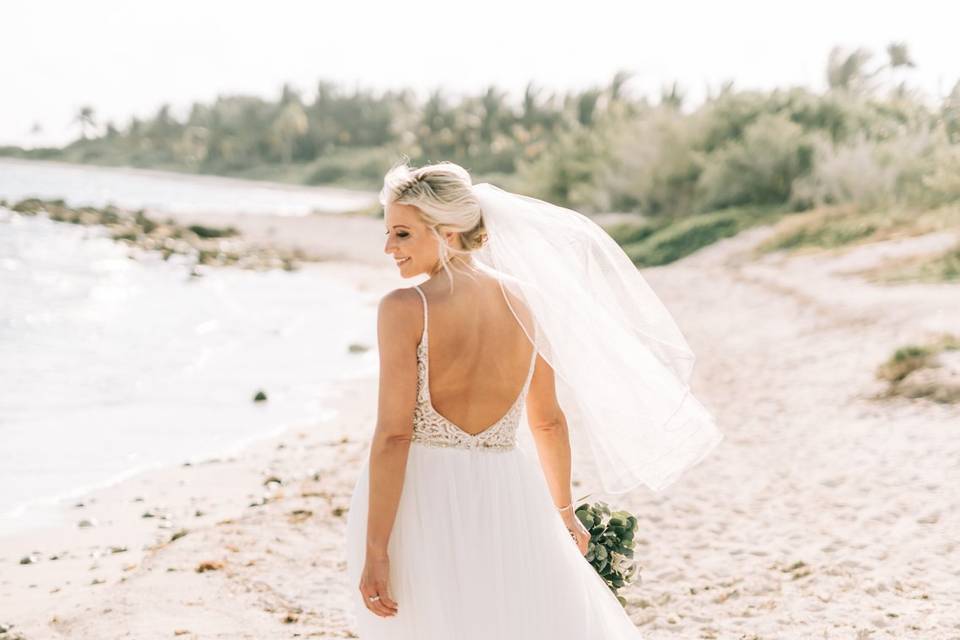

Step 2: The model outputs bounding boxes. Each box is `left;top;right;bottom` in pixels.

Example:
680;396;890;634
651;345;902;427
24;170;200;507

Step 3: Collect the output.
344;283;645;638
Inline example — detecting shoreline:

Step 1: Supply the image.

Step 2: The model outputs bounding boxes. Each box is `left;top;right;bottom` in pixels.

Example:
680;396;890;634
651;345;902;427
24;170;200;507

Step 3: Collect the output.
0;223;402;635
0;156;379;204
0;253;400;537
0;371;379;634
0;207;397;543
0;403;341;538
1;203;403;637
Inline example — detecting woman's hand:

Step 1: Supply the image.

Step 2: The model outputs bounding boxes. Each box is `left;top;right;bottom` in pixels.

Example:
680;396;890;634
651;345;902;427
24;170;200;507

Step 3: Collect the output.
359;551;398;618
561;509;591;556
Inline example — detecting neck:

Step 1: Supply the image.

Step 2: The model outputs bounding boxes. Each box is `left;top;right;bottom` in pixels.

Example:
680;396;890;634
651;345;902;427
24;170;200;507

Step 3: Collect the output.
427;254;479;280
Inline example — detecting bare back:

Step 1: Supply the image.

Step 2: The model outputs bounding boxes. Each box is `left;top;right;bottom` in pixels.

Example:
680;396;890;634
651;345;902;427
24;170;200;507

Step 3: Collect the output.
415;274;536;436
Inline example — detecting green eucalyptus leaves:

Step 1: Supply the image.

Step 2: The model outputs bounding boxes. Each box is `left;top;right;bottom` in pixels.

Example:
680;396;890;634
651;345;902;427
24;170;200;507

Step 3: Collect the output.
574;501;640;607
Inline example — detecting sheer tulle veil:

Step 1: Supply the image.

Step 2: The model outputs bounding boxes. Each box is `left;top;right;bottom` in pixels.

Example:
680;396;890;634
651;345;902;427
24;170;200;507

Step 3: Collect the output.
469;182;723;500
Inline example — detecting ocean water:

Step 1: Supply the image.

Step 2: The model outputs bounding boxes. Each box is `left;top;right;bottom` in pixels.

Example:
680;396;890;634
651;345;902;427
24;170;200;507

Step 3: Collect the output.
0;157;376;216
0;160;382;534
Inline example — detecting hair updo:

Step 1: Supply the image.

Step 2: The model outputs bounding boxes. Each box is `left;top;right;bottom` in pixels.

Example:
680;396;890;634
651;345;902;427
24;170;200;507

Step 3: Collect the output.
379;159;489;290
379;159;488;254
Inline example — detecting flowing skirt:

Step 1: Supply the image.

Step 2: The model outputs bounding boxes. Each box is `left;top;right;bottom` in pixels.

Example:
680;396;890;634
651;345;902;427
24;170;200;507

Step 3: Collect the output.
343;441;644;639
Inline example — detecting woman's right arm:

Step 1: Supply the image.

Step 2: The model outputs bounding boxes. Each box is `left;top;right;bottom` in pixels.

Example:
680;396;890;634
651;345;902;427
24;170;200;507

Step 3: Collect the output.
359;289;420;617
366;289;419;556
525;353;590;554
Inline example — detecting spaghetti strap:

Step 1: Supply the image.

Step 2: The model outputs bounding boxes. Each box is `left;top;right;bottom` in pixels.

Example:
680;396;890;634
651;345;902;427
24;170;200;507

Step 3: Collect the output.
523;324;538;389
412;284;428;344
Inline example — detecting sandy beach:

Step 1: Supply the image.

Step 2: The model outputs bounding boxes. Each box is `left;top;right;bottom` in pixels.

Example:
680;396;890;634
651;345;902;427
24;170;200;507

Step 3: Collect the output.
2;212;958;639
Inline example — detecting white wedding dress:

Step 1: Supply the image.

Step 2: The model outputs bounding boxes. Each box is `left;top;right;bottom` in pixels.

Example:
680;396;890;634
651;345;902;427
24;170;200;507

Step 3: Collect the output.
344;284;644;638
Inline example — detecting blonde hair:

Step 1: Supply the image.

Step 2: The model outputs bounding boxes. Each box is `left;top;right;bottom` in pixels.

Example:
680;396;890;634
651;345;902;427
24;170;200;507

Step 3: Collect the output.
379;158;487;289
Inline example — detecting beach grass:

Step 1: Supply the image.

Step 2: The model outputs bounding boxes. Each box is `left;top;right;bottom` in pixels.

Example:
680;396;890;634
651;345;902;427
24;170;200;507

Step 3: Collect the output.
755;203;960;255
875;334;960;403
855;241;960;284
606;204;784;267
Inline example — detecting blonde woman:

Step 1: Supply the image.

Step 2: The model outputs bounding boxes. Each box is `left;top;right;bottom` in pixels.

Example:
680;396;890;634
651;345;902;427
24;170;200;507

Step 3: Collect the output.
344;161;722;638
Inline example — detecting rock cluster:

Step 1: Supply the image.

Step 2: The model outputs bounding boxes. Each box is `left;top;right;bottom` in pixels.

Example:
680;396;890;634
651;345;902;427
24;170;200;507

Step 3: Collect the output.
7;198;309;272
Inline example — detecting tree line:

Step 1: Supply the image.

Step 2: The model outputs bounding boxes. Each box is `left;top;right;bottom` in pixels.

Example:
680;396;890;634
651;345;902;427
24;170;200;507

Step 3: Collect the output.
4;42;959;219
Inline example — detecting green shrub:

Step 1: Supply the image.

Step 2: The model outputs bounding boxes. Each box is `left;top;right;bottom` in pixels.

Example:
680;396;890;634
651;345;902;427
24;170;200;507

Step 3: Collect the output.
622;205;781;266
765;218;878;251
875;335;960;403
695;112;814;211
601;218;665;246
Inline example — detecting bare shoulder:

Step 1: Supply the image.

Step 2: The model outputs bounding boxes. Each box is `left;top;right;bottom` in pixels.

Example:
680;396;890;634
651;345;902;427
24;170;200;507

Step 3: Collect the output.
496;278;534;327
377;287;423;340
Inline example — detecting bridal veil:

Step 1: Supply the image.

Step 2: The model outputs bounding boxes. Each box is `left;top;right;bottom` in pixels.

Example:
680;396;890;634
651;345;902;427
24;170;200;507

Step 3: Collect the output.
470;182;723;500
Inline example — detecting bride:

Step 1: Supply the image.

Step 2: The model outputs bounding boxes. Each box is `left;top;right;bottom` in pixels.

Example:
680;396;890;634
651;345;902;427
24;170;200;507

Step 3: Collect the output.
344;161;723;638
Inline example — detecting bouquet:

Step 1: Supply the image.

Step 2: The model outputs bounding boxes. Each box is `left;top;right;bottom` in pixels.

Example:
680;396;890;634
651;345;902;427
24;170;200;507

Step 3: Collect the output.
574;501;640;606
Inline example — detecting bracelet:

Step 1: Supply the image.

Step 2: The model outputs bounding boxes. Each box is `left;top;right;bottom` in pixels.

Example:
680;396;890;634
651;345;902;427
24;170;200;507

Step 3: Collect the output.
556;502;573;512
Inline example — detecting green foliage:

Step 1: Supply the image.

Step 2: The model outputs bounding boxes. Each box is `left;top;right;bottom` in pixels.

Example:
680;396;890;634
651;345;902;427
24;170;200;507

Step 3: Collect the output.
757;204;960;255
762;214;877;251
916;244;960;281
515;122;620;212
877;337;959;383
919;144;960;206
875;335;960;403
618;205;783;266
694;112;814;211
601;218;667;247
303;147;396;188
575;501;640;605
862;242;960;285
790;122;957;212
601;108;701;215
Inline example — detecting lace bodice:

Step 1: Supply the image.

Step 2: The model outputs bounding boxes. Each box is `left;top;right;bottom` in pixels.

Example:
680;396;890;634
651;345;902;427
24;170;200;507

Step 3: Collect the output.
410;284;537;452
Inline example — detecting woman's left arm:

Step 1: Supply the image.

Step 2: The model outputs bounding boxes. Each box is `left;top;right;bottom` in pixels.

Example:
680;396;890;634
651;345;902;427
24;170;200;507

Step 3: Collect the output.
365;288;420;559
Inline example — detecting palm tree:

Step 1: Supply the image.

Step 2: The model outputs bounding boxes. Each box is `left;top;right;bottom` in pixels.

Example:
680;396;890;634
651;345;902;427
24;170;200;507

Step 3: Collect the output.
271;101;308;164
826;46;876;94
575;88;602;126
608;70;634;102
73;105;97;139
660;80;685;110
480;85;509;144
885;42;915;70
827;42;917;96
521;81;542;129
882;42;917;99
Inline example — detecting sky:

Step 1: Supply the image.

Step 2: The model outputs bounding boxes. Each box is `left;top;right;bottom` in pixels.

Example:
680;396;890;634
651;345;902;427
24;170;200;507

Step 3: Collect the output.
2;0;958;148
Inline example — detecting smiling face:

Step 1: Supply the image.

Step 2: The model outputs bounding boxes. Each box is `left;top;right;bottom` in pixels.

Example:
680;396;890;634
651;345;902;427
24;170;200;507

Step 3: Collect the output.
384;201;447;278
